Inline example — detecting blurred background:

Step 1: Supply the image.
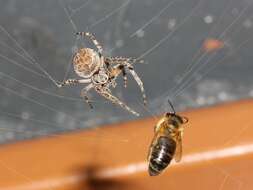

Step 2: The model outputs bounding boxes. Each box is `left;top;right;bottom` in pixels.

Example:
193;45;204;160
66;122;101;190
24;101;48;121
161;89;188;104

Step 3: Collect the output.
0;0;253;143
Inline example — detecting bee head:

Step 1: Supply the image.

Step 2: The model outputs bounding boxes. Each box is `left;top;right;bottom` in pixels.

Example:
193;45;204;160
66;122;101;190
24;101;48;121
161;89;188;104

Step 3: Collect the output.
166;98;189;125
166;112;185;126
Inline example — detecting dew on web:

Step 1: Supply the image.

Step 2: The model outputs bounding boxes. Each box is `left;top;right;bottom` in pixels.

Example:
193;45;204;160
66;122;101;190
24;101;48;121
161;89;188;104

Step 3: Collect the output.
135;29;145;38
243;18;253;28
204;15;214;24
168;18;176;30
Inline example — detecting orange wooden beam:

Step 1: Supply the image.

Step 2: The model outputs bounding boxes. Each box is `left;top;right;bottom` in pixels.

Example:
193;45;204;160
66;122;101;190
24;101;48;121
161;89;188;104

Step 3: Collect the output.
0;99;253;190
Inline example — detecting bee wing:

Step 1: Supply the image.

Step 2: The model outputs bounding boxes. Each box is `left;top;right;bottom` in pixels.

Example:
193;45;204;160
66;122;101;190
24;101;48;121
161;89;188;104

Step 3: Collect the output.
174;132;183;162
147;132;159;161
147;141;153;161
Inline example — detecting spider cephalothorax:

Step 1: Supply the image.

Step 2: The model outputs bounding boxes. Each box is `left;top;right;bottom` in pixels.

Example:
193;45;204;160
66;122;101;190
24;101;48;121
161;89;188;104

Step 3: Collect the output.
58;32;147;116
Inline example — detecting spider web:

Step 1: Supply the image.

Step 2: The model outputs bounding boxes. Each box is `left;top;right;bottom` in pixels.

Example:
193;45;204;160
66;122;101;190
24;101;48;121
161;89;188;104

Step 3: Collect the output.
0;0;253;189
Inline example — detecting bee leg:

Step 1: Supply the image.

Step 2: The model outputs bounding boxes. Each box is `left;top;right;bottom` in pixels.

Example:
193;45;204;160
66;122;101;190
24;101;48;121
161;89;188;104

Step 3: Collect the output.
81;84;94;109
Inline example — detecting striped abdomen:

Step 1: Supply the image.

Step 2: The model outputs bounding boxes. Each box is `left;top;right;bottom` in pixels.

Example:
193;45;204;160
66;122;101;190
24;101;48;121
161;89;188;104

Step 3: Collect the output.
148;136;176;176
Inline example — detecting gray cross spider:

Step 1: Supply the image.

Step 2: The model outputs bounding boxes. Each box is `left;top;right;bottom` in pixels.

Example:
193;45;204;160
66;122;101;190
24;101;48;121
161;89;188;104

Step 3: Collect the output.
57;32;147;116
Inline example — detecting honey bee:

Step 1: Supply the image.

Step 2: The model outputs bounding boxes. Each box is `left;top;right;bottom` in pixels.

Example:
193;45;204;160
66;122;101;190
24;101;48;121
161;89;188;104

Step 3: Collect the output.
147;100;188;176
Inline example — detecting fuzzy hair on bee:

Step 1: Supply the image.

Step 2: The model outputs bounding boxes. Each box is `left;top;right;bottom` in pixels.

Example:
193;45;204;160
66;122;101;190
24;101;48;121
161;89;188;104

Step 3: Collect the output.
147;100;188;176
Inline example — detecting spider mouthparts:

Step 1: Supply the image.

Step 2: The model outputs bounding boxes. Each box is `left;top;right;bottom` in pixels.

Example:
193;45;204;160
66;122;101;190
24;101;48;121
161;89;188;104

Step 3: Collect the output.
87;103;94;109
56;83;63;88
135;113;140;117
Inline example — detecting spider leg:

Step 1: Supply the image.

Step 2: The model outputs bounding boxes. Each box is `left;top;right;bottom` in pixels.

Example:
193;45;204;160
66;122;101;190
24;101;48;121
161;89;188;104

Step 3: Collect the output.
111;64;127;88
105;56;147;104
124;62;147;106
76;32;103;57
81;83;94;109
105;57;143;65
105;57;144;88
57;78;91;88
95;86;140;116
121;66;127;88
105;58;127;87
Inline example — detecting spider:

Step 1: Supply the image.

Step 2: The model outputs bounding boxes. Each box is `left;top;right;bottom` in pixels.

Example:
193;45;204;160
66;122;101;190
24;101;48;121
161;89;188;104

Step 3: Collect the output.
57;32;147;116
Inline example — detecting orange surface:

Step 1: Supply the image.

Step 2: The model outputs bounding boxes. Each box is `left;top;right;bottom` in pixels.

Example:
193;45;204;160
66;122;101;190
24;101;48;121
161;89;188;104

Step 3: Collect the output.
0;99;253;189
203;38;224;52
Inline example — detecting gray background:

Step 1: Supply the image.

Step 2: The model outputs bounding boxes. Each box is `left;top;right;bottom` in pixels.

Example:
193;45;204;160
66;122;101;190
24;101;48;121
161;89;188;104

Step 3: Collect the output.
0;0;253;143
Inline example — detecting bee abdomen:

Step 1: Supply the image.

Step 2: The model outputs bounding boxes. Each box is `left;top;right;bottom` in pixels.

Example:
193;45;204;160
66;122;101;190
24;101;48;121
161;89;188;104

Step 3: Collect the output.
148;136;176;176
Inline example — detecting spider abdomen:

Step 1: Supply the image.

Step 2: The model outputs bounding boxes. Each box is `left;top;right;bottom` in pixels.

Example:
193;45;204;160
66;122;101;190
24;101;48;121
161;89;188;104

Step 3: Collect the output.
73;48;101;78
